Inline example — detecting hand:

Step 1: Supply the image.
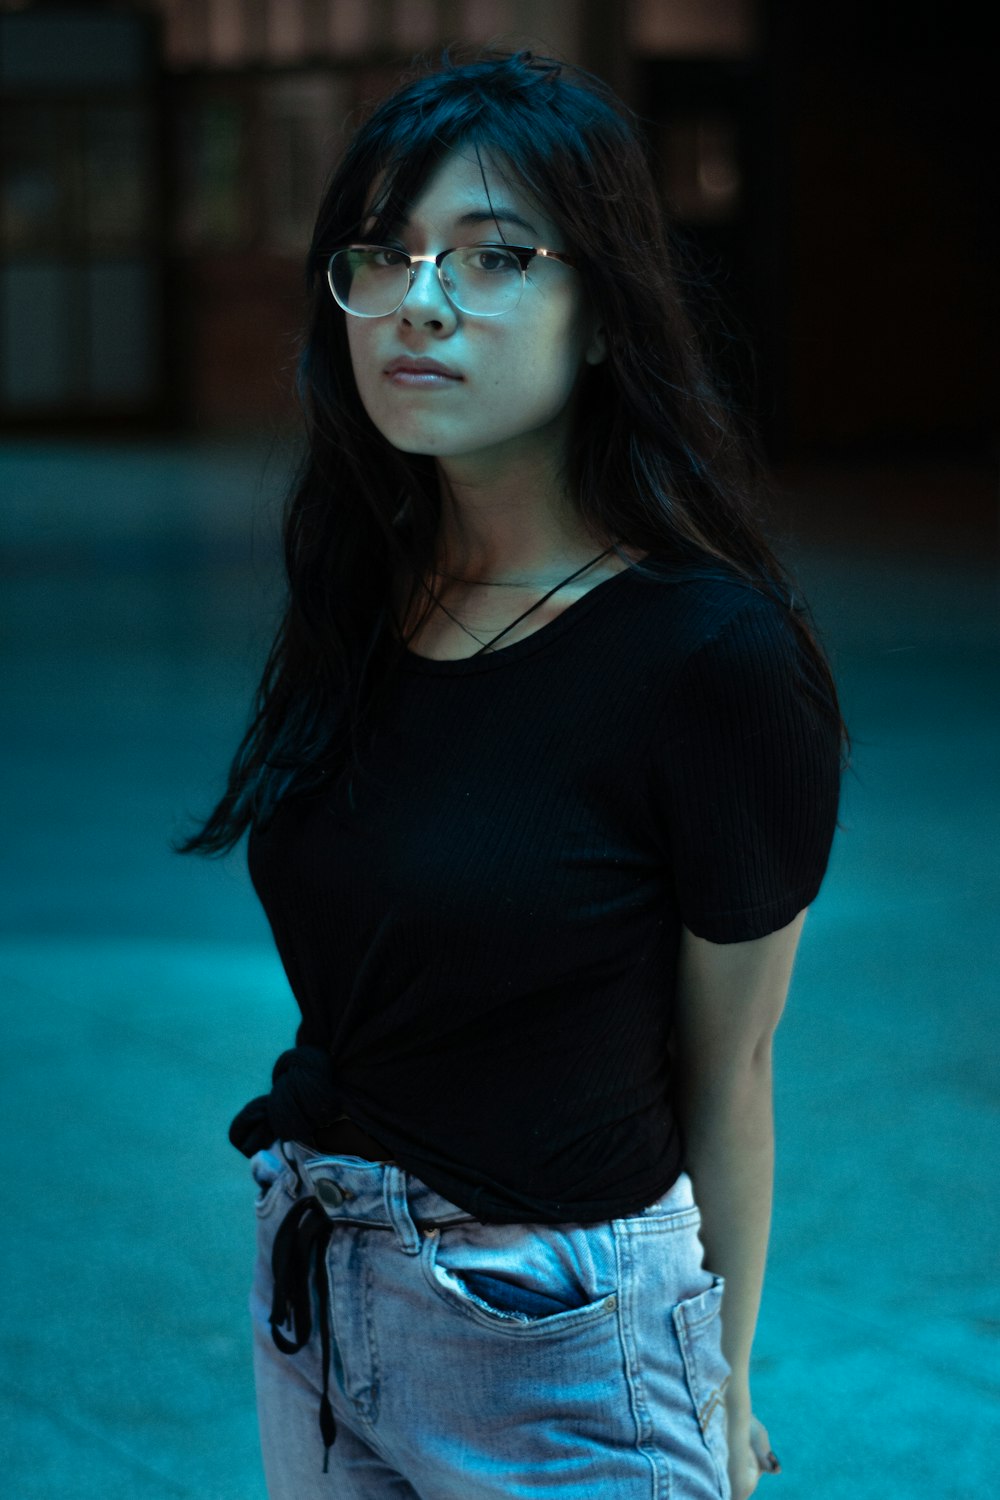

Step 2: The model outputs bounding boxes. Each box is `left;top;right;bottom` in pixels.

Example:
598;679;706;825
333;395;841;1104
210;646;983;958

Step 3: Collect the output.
726;1405;781;1500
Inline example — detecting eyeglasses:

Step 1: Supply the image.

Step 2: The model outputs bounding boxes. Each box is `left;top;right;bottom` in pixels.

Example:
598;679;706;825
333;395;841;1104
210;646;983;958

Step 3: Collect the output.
326;243;577;319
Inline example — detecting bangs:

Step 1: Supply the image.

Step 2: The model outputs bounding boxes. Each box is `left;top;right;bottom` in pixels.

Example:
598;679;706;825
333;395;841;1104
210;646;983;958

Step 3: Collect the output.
317;51;638;277
359;134;542;254
331;58;608;255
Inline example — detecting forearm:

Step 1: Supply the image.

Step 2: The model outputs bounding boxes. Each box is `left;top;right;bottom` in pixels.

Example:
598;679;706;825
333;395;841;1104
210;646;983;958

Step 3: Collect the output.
675;1045;775;1404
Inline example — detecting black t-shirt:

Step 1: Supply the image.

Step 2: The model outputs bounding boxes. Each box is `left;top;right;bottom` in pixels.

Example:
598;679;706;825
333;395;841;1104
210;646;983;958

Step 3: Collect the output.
246;559;842;1223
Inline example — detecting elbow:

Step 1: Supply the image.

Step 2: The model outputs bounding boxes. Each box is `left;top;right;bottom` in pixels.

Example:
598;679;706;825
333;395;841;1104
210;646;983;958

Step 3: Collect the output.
674;1033;775;1117
749;1029;776;1072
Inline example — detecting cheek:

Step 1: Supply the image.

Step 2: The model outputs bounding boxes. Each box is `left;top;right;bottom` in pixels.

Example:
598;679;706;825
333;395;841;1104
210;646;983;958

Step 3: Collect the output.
484;316;585;406
346;325;376;395
345;326;392;431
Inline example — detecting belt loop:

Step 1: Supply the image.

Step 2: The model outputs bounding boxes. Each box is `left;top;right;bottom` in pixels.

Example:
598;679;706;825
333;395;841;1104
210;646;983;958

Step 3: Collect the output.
383;1164;421;1253
279;1139;304;1195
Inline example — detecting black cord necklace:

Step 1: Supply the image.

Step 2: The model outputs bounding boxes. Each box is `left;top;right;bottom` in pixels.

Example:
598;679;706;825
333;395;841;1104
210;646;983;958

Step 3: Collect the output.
425;545;617;657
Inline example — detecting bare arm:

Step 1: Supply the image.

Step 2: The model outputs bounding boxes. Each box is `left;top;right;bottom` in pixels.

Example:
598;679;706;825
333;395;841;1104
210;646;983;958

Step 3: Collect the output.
672;908;807;1496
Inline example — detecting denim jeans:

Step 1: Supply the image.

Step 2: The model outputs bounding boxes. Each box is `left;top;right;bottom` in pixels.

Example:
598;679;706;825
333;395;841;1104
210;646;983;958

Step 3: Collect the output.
249;1137;731;1499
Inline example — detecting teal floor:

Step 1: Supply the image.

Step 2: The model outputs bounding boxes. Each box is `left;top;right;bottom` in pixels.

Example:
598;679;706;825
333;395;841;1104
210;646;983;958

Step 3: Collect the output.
1;438;997;1498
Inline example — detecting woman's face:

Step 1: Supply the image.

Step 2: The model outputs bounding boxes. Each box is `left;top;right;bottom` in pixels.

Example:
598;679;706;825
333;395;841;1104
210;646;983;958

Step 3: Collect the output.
343;148;606;464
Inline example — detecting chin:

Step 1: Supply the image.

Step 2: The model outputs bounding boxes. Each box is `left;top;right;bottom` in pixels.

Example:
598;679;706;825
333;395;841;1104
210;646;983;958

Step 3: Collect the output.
384;432;452;456
382;424;483;457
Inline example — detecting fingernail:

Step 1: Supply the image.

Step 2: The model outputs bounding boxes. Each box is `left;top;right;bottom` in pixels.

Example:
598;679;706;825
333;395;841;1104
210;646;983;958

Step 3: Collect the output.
767;1451;781;1473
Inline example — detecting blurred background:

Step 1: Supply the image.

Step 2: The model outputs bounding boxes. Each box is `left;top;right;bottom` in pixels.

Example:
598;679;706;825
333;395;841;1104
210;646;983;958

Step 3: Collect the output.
1;2;997;1498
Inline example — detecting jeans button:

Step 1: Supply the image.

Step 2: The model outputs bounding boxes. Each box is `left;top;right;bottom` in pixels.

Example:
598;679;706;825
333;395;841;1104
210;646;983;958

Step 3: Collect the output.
316;1179;345;1208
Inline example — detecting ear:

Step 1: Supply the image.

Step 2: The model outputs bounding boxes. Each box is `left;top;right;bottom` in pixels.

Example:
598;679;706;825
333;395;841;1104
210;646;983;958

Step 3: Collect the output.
584;320;607;367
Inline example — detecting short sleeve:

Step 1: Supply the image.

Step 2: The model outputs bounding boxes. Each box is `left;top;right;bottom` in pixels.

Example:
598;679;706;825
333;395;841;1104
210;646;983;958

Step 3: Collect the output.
650;593;843;943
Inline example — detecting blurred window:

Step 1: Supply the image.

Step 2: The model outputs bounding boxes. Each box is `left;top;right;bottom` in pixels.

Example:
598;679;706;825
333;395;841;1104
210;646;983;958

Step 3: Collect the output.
0;8;160;417
156;0;580;67
390;0;440;49
660;114;741;224
631;0;758;57
173;94;250;251
262;74;349;252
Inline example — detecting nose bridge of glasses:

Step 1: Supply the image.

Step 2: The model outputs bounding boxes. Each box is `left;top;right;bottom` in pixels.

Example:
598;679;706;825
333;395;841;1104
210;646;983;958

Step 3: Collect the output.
402;251;452;308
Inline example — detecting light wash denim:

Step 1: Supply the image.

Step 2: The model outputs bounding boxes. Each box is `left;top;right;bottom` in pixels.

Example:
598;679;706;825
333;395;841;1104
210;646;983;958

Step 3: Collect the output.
249;1136;731;1499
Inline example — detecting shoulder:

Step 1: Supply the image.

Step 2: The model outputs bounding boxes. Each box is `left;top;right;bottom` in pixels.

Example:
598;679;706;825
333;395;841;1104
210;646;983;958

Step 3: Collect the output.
681;582;801;677
639;572;840;752
623;559;798;677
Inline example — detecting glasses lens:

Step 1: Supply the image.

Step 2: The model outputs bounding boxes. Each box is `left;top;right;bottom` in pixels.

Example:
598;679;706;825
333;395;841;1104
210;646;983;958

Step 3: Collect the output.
329;248;409;316
443;246;525;315
328;245;527;317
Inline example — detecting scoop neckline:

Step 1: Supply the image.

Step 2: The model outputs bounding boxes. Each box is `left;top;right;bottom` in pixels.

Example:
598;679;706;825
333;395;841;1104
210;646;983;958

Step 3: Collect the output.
398;554;657;676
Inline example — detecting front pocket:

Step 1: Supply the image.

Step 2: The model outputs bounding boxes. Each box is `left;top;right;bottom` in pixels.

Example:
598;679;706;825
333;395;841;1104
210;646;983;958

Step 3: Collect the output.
422;1218;618;1335
457;1268;582;1320
251;1145;293;1217
673;1276;731;1496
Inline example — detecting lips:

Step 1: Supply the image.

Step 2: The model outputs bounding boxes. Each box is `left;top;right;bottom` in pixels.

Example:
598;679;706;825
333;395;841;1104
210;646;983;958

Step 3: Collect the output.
384;356;462;378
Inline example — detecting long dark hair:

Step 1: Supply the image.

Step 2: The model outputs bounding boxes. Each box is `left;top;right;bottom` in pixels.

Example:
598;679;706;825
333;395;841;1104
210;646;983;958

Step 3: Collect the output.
175;45;850;858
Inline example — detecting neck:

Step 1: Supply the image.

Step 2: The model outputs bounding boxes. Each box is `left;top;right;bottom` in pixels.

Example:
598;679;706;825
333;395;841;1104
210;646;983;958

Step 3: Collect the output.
432;429;606;584
431;474;611;585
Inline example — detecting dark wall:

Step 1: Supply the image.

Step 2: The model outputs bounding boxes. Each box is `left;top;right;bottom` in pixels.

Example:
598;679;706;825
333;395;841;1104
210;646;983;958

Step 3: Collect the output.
639;8;997;463
777;45;995;457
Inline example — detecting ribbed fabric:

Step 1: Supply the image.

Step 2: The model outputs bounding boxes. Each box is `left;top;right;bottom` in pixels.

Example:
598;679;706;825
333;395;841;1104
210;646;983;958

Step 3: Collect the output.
244;560;842;1224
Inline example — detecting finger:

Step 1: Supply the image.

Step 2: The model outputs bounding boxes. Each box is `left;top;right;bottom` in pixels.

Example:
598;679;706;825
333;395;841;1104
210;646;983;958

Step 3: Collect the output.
749;1415;781;1474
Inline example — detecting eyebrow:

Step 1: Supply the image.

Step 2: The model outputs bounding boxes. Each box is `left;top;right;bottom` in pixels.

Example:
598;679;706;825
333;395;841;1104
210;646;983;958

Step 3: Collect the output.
364;206;540;239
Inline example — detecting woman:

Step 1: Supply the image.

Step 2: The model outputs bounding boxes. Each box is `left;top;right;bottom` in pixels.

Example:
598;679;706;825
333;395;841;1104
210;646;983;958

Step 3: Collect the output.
177;47;847;1500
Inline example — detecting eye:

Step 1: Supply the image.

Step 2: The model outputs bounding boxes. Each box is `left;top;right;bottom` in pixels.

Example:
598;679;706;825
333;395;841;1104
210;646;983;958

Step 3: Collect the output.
465;245;522;273
369;246;408;268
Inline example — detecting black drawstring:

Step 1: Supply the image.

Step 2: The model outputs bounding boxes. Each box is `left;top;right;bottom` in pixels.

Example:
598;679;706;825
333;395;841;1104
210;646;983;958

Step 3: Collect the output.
229;1046;350;1471
268;1193;339;1472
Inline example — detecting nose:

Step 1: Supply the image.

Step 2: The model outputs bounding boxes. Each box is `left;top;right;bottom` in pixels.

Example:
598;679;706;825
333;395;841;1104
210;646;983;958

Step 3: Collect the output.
399;257;455;327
